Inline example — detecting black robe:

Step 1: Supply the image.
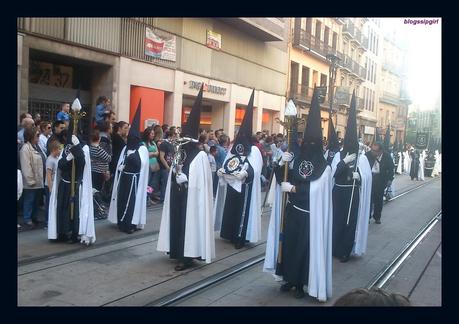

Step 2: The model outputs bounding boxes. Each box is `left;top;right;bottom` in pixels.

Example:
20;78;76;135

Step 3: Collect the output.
332;159;360;259
56;144;85;241
117;150;141;233
410;151;420;180
274;162;311;286
220;160;255;246
168;143;201;260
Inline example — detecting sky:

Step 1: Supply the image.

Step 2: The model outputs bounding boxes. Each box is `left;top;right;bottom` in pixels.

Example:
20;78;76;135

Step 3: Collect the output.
379;18;441;112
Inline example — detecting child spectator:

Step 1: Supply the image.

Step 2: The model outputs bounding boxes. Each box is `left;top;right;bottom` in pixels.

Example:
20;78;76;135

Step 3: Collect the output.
45;140;61;228
209;146;218;197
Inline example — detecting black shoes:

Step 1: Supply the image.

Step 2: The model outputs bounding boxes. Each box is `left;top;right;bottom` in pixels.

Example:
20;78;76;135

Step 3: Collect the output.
280;282;294;292
294;285;305;299
340;255;350;263
175;260;194;271
375;219;381;224
280;282;305;298
235;241;245;249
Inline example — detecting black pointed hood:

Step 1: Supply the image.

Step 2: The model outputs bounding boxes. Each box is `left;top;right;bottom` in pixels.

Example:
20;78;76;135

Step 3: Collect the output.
127;99;142;150
384;125;391;152
231;89;254;156
182;84;203;139
326;113;340;163
342;90;359;157
295;87;327;182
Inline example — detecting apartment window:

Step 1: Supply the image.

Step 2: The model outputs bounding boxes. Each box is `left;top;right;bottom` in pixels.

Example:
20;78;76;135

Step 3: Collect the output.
312;70;319;86
302;66;310;90
372;90;376;112
306;18;312;34
290;61;300;95
366;57;369;80
374;64;377;83
320;73;327;87
324;26;330;46
366;88;369;110
343;40;348;55
332;32;338;50
315;20;322;40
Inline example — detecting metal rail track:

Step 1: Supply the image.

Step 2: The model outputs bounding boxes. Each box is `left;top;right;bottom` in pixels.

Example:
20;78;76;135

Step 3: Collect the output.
147;179;441;306
366;211;442;289
18;176;440;306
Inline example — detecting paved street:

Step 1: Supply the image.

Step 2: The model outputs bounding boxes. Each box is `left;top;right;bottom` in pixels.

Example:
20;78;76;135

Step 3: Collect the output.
17;174;441;306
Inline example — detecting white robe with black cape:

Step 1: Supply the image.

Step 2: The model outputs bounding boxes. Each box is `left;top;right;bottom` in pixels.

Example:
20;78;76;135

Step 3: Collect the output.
157;151;215;263
214;145;262;243
263;165;333;302
108;145;149;229
48;145;96;244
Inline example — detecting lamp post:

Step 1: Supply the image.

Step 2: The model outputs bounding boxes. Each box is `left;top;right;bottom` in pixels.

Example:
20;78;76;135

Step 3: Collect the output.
326;53;340;136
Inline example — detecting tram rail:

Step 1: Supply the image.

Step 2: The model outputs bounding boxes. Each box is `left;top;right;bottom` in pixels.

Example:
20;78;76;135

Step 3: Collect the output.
18;176;440;306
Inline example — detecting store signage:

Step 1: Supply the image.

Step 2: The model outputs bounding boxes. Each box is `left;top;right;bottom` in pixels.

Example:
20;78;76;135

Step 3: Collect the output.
364;126;375;135
189;81;227;95
145;27;176;62
206;30;222;50
29;60;73;88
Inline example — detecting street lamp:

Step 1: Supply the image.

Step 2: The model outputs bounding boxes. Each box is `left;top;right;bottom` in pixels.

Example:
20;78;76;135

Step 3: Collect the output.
326;53;340;137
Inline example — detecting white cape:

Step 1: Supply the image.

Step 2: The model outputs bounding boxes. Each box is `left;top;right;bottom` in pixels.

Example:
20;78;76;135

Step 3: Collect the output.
48;145;96;244
396;152;402;174
403;151;411;174
263;166;333;302
157;151;215;263
108;145;149;228
418;151;425;181
432;150;441;176
214;146;262;243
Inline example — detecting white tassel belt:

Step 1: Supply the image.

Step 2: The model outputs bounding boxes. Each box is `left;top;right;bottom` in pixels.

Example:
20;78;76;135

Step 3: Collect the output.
335;183;359;188
61;179;82;184
120;172;139;222
287;200;309;213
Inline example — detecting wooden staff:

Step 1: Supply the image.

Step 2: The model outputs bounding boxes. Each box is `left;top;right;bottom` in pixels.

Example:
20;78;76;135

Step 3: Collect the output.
69;106;86;221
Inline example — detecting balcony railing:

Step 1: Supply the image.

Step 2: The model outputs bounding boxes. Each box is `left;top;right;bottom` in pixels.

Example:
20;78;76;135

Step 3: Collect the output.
382;61;402;76
294;29;343;60
289;84;330;104
335;87;364;110
338;55;365;80
342;23;356;38
361;35;369;50
380;91;401;106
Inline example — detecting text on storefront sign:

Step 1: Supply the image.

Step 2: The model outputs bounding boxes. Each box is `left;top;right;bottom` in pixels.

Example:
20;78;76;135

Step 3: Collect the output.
189;81;227;95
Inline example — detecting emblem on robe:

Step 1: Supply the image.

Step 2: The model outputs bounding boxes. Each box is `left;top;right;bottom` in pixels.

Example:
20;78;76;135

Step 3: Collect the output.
235;144;245;155
64;144;72;157
224;155;243;174
328;151;335;159
173;148;187;167
299;160;314;179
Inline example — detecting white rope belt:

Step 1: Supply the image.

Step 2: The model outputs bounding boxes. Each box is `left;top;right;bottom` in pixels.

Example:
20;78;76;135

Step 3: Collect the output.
287;200;309;213
120;172;139;222
335;183;358;188
61;179;82;184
